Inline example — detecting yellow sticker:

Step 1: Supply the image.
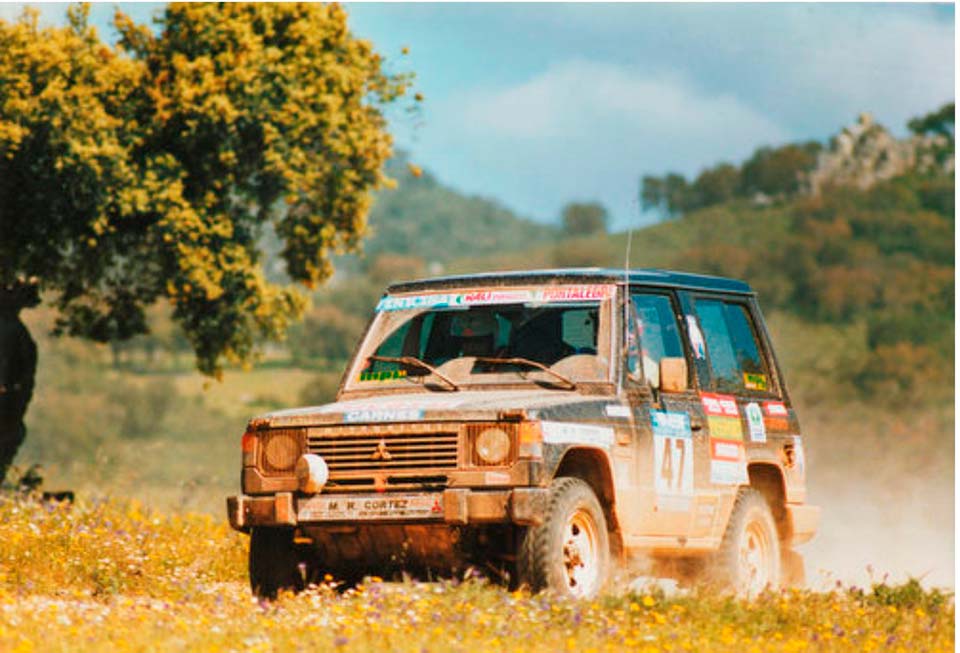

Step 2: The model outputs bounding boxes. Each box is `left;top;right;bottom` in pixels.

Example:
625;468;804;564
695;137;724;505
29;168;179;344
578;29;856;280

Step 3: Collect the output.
743;372;768;391
708;416;743;440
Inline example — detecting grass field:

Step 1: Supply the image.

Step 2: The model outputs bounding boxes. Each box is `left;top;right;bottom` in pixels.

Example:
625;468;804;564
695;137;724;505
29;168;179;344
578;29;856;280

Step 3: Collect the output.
0;495;952;653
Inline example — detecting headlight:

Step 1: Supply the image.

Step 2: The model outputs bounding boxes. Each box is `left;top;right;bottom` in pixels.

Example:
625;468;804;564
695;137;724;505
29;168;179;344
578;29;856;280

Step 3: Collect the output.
261;430;301;473
475;427;511;465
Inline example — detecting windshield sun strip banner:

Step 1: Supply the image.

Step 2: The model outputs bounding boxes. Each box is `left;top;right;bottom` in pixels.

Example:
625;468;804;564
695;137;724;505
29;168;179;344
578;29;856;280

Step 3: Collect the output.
376;285;615;312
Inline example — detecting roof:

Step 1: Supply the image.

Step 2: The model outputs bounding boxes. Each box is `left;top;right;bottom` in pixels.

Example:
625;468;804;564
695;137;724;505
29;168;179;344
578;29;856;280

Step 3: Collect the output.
388;267;754;295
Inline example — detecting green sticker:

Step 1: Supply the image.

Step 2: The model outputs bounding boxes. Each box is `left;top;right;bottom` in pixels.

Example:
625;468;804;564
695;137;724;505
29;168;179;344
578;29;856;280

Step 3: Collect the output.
359;369;407;382
743;372;768;391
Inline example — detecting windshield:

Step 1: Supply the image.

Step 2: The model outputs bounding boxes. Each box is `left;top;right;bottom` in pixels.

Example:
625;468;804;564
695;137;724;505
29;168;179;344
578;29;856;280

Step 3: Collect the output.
344;285;615;392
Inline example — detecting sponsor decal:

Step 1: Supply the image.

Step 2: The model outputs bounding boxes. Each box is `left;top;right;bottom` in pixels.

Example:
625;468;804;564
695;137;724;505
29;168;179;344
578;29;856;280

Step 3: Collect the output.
764;401;788;417
377;285;615;312
701;393;739;417
745;402;766;443
359;369;407;382
541;421;615;449
651;411;692;439
539;285;613;301
707;416;743;440
344;408;424;423
743;372;769;391
651;411;694;500
703;392;747;484
710;437;748;485
793;435;806;477
685;315;706;359
604;404;632;418
298;493;443;521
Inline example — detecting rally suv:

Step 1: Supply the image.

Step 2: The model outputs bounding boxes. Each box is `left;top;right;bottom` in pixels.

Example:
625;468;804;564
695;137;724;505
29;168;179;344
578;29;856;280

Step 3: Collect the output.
227;268;819;598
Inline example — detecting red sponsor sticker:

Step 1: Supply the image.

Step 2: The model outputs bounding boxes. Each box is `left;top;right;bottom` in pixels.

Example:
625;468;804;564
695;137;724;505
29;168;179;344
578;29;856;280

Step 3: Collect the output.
711;438;745;462
540;285;613;301
764;401;788;417
701;393;739;418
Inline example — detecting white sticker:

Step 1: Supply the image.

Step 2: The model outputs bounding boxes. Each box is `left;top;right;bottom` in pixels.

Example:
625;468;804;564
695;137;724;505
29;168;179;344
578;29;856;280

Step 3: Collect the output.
652;411;694;501
745;402;766;443
685;315;706;359
604;404;631;418
541;421;615;449
710;460;749;485
793;436;806;476
344;409;424;423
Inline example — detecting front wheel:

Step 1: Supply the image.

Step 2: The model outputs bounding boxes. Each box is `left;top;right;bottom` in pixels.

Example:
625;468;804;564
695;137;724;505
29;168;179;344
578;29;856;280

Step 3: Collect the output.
518;477;610;598
711;488;781;596
249;527;304;600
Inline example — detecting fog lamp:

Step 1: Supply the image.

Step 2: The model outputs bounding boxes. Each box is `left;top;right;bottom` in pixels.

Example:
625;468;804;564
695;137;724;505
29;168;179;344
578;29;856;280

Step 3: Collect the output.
476;428;511;465
296;454;329;494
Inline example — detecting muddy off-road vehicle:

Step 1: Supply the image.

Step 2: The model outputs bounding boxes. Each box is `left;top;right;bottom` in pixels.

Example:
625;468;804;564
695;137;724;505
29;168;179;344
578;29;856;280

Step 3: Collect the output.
227;269;819;598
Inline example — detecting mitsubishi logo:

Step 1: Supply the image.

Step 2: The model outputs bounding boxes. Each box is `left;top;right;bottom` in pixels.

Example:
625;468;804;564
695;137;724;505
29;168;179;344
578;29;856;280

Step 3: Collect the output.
371;439;393;461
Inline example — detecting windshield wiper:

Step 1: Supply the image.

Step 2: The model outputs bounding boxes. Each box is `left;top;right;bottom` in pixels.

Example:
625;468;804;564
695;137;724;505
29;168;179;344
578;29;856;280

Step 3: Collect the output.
474;357;578;390
368;355;460;391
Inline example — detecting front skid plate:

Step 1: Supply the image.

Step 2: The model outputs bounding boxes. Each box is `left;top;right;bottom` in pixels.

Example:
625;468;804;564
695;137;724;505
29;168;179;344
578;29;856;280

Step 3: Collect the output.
298;492;445;522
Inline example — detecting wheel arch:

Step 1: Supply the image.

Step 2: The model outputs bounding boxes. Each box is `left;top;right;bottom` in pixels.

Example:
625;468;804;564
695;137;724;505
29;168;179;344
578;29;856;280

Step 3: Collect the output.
747;462;790;543
553;447;622;555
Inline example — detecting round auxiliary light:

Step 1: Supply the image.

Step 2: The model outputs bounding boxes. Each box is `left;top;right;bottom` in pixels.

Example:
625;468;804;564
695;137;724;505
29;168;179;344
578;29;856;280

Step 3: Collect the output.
296;454;329;494
475;428;511;465
262;431;300;472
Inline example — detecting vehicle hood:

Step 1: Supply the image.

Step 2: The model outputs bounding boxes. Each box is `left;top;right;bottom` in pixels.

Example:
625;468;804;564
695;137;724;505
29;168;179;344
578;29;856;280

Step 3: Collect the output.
255;389;627;428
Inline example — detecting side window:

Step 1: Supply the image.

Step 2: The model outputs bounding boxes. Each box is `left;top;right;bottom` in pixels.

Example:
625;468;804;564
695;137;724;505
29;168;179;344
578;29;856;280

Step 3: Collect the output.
630;293;685;387
695;298;771;393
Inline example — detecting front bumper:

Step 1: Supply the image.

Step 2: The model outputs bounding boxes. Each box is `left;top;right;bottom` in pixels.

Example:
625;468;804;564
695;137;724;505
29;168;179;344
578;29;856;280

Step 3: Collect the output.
227;488;548;532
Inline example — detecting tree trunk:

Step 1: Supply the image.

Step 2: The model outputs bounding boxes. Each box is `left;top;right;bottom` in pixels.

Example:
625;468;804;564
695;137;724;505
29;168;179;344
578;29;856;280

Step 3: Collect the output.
0;308;37;484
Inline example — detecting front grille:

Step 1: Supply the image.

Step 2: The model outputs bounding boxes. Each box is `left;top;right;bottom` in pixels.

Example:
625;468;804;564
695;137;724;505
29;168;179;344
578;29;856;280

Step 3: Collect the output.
307;424;459;473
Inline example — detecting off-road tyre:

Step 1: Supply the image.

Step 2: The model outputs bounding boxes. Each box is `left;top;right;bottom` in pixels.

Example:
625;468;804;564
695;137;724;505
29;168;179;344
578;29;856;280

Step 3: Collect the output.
710;488;781;595
249;527;304;600
518;477;610;598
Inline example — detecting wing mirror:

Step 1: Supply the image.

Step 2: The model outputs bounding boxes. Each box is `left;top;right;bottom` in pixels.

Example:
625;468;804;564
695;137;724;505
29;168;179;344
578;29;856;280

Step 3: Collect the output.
659;357;688;393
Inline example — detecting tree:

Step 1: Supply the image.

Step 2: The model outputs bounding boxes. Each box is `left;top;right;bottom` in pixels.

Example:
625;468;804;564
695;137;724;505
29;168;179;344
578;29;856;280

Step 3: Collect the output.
907;102;955;140
740;142;821;197
0;4;408;477
561;202;608;236
691;163;740;208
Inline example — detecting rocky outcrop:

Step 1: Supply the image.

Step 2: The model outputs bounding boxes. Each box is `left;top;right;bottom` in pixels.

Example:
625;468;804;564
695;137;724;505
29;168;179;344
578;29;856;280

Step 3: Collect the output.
808;113;954;196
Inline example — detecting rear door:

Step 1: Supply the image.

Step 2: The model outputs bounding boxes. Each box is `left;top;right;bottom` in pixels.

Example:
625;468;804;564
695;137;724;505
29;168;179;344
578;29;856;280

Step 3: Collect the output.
684;292;786;536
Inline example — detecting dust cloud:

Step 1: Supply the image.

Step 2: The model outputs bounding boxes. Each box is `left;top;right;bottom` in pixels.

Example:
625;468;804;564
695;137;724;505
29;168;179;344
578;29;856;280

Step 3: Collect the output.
800;431;954;590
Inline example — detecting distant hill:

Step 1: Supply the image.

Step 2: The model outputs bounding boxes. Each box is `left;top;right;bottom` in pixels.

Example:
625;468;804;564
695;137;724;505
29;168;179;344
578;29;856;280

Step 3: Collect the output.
362;152;559;262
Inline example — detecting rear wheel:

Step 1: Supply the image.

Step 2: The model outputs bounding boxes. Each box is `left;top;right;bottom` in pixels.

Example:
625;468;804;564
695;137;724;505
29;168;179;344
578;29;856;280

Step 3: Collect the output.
711;488;781;596
518;477;610;598
249;527;304;600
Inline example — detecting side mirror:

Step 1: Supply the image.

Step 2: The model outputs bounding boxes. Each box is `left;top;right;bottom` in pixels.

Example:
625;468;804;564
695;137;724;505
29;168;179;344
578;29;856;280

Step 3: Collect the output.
659;357;688;393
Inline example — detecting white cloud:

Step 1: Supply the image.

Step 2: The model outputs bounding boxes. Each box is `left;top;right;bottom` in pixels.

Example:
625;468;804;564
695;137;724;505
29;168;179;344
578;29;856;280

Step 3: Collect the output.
410;61;792;228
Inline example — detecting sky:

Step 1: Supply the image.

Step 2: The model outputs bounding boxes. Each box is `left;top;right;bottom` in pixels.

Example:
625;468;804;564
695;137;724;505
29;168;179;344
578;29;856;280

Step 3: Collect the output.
4;3;955;230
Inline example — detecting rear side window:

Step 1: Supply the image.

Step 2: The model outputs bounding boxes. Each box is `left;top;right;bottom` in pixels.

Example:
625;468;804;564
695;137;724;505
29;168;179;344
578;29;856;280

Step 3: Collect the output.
695;298;771;394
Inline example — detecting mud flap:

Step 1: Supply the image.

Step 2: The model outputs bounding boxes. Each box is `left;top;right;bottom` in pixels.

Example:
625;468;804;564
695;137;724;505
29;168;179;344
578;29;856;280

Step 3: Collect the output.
781;548;806;588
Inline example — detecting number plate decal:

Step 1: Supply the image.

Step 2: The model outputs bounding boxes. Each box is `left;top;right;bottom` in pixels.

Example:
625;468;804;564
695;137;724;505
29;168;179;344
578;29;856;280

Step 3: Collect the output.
651;411;694;504
298;493;444;522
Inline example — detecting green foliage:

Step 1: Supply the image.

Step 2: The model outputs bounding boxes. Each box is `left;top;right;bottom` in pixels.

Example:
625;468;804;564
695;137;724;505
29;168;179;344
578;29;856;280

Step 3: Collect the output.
298;371;344;406
739;142;821;197
287;304;366;366
907;102;955;140
0;3;407;376
561;201;609;236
